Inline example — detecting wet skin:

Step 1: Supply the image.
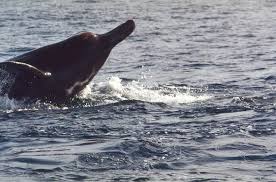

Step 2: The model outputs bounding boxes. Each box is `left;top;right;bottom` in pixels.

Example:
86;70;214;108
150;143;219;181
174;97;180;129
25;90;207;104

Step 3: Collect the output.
0;20;135;103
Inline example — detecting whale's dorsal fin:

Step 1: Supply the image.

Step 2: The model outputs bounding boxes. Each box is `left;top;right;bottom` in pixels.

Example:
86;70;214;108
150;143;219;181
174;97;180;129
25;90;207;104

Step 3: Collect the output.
0;61;52;79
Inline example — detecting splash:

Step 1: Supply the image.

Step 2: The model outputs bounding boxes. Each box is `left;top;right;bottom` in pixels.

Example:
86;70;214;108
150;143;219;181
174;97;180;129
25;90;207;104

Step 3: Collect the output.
0;69;22;112
0;76;211;111
84;77;211;105
0;96;23;112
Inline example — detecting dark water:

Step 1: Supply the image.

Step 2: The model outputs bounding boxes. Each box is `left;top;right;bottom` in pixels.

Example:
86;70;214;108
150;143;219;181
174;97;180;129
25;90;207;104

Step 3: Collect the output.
0;0;276;181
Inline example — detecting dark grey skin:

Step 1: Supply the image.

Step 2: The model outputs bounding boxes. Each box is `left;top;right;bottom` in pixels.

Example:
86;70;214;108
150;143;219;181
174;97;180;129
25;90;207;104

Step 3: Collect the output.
0;20;135;103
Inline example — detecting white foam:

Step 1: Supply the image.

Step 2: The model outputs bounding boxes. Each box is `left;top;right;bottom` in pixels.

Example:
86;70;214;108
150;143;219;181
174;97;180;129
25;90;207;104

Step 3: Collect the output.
0;96;22;112
99;76;211;105
0;70;23;112
0;96;63;112
0;76;211;111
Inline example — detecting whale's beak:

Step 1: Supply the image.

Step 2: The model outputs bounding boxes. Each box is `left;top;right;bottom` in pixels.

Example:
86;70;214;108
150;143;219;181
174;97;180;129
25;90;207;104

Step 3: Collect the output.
100;20;135;49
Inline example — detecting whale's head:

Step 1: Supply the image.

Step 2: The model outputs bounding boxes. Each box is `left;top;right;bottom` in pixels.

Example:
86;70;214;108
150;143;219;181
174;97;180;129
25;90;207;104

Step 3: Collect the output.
65;20;135;72
41;20;136;99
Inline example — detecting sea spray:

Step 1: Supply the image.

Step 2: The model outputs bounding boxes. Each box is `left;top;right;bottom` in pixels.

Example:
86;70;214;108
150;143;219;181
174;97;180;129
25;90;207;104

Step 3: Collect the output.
0;76;211;111
85;77;211;105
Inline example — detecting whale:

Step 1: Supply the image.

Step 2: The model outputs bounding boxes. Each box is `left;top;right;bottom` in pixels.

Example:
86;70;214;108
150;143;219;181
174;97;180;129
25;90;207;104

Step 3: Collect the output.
0;20;135;103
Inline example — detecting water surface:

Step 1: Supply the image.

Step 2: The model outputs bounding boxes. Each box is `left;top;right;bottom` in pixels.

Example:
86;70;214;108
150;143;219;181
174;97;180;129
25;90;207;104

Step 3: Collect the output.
0;0;276;181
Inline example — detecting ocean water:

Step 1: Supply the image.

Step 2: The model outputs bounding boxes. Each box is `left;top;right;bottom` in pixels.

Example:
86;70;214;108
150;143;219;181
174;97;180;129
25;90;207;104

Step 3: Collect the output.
0;0;276;181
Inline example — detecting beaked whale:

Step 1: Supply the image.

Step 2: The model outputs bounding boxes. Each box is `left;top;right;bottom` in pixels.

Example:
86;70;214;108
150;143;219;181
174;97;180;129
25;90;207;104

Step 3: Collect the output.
0;20;135;103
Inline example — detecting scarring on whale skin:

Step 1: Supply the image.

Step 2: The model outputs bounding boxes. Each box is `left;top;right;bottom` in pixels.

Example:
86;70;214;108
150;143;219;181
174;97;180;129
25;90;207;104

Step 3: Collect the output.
0;20;135;103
